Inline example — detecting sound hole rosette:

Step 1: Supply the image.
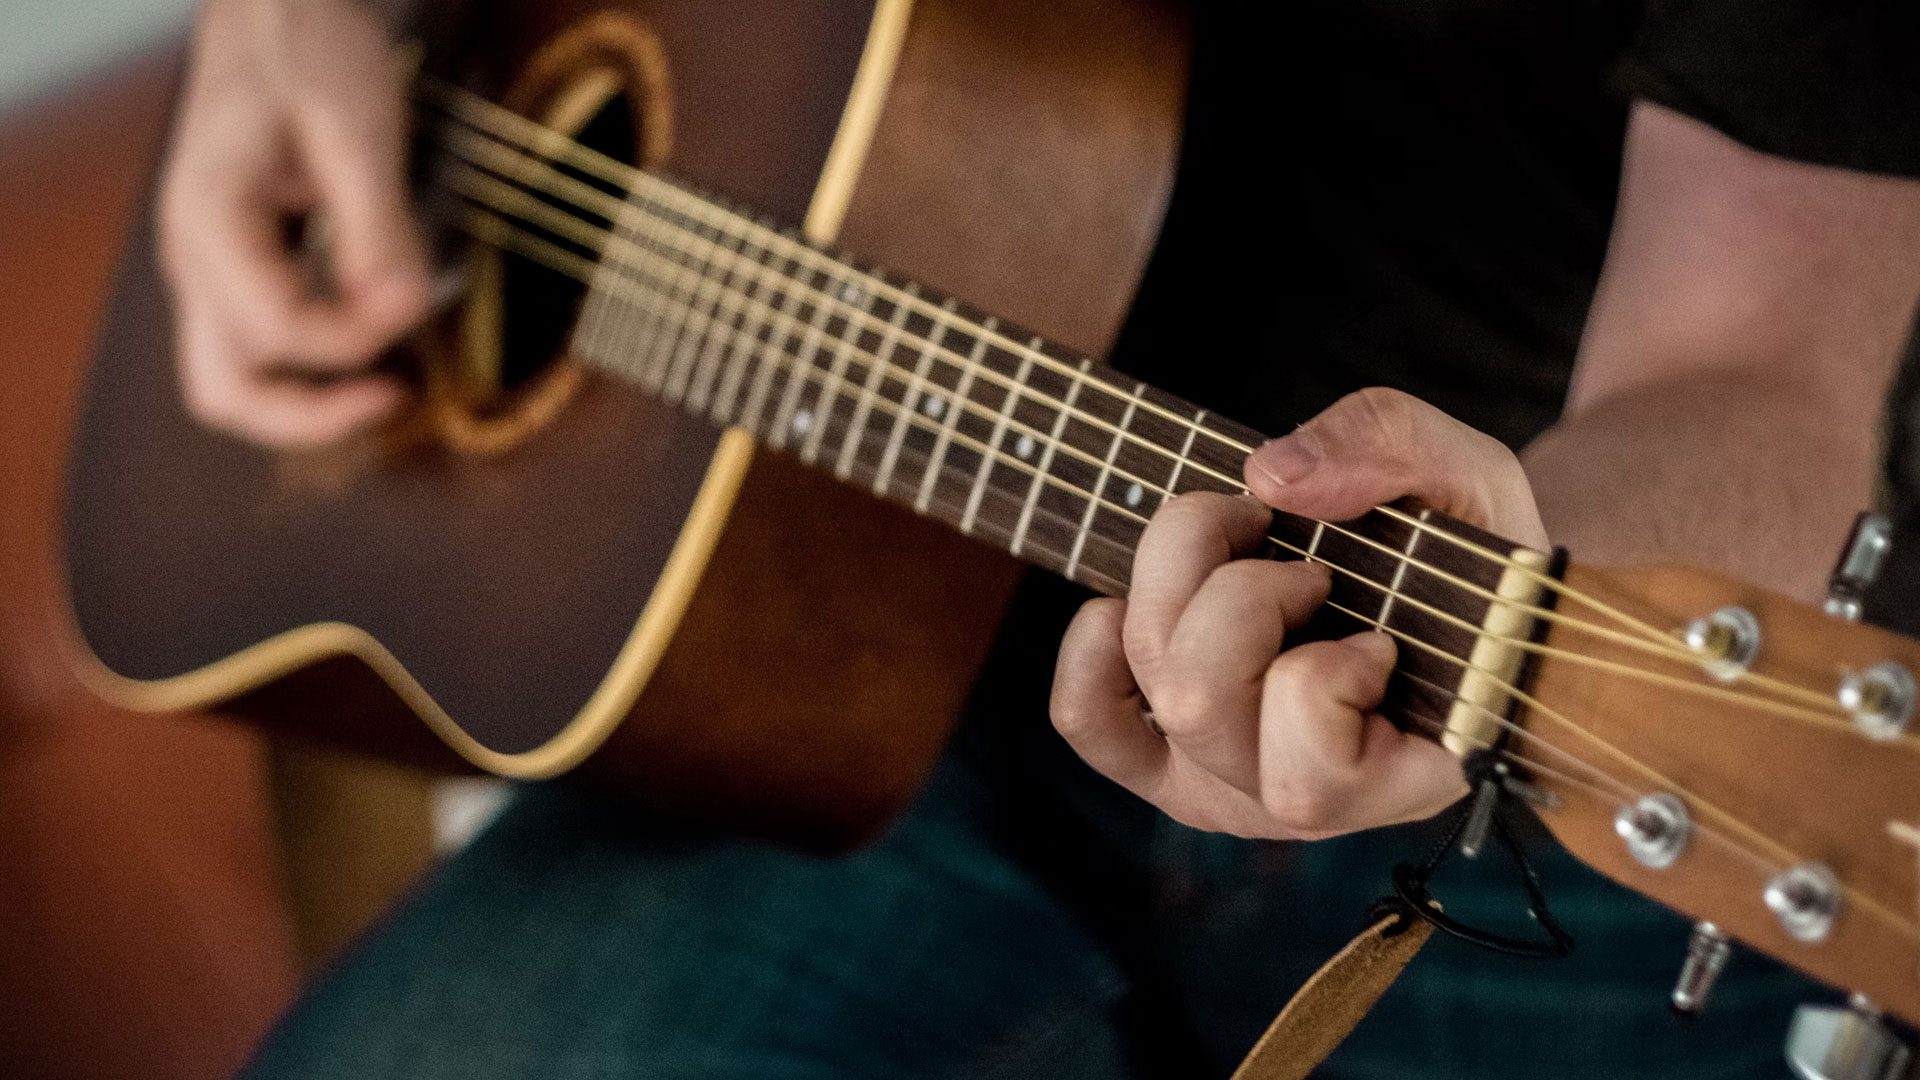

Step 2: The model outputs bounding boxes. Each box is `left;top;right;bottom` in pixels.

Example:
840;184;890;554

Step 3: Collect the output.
424;12;673;456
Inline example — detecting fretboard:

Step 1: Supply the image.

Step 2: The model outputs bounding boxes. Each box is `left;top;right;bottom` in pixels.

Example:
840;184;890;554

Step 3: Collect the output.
442;131;1542;739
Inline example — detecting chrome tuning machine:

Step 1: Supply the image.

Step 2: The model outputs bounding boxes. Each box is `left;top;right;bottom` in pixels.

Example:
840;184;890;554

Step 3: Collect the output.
1785;994;1914;1080
1827;511;1893;623
1671;921;1732;1015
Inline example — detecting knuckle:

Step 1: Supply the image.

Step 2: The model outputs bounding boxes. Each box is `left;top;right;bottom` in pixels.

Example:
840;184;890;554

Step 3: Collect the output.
1265;780;1341;836
1261;648;1316;705
1120;621;1166;676
1048;694;1091;737
1344;386;1419;446
180;379;246;434
1148;677;1221;738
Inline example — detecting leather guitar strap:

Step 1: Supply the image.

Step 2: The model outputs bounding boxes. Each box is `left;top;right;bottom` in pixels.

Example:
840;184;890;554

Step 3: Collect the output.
1229;907;1434;1080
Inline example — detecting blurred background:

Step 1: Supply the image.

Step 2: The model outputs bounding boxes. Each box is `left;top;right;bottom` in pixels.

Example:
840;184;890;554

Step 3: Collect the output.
0;7;501;1078
0;0;191;109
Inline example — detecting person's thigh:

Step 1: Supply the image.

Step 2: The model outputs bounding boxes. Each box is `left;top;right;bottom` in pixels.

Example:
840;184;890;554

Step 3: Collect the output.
241;766;1130;1080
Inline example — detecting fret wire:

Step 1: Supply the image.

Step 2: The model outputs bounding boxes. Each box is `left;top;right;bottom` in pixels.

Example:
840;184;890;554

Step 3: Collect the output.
583;244;1144;584
523;197;1300;609
823;396;1138;584
683;223;761;413
800;276;879;465
608;200;678;386
766;261;843;450
430;130;1241;494
561;223;1150;570
1378;509;1427;628
458;159;1880;794
1305;520;1327;563
629;196;710;393
590;210;651;385
472;116;1625;632
520;198;1204;568
705;229;784;427
842;438;1130;597
917;316;995;514
481;205;1494;621
733;244;810;436
572;195;621;376
960;342;1036;536
1067;381;1145;579
835;282;918;480
469;205;1512;672
665;217;749;405
425;100;1258;468
874;298;957;497
1012;359;1092;558
1164;406;1206;498
441;157;1225;513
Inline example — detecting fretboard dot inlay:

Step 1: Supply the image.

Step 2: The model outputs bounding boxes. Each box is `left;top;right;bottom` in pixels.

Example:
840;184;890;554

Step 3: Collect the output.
1015;434;1035;459
791;409;813;435
1126;482;1143;508
922;396;944;419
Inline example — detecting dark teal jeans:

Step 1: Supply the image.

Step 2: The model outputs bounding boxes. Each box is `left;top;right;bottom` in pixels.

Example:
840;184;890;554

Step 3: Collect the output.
243;580;1822;1078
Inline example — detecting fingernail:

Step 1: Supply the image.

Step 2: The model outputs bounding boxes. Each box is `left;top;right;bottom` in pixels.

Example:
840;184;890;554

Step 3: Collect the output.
1251;428;1320;486
1346;631;1397;664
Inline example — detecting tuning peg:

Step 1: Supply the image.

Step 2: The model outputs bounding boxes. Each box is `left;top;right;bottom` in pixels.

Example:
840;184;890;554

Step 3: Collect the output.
1457;757;1560;859
1838;662;1916;740
1784;994;1912;1080
1683;606;1761;681
1827;511;1893;623
1671;921;1732;1015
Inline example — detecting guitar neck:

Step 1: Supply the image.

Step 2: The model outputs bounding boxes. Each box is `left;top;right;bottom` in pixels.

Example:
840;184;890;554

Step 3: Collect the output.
437;112;1555;736
571;200;1258;597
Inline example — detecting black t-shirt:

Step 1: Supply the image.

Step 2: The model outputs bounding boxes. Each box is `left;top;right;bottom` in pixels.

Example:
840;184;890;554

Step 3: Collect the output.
1109;0;1920;451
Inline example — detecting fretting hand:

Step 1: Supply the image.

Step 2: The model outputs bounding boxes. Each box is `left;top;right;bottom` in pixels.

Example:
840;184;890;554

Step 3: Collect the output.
159;0;429;449
1050;387;1550;840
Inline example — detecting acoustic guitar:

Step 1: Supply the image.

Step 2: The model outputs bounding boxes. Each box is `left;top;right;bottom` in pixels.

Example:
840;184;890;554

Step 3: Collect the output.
60;0;1920;1049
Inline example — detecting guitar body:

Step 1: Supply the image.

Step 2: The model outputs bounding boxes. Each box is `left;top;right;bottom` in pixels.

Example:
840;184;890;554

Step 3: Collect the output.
65;0;1189;845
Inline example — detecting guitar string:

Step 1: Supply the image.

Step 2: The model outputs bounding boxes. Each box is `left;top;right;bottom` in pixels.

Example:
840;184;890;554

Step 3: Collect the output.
429;139;1853;730
454;204;1919;943
1389;669;1802;891
416;78;1749;667
1357;597;1920;942
454;196;1834;829
1392;705;1778;879
1388;709;1825;929
441;164;1868;740
1298;515;1845;717
1361;595;1920;941
417;90;1853;720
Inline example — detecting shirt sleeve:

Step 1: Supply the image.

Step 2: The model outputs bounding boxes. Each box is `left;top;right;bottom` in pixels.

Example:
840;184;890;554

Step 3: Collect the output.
1614;0;1920;178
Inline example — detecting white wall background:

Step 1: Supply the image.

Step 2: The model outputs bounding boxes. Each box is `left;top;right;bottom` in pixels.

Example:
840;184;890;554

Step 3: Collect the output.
0;0;194;110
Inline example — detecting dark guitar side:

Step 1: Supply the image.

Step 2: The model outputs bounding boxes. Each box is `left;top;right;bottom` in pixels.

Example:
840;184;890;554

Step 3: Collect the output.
65;0;1189;845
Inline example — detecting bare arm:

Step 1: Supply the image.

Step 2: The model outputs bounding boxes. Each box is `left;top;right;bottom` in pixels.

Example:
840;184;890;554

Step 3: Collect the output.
1526;102;1920;602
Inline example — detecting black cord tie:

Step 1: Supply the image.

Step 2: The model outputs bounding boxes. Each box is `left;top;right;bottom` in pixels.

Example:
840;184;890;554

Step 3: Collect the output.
1383;751;1574;959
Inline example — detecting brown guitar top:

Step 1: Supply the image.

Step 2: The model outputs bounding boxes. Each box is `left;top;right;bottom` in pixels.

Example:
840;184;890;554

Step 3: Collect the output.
63;0;1189;843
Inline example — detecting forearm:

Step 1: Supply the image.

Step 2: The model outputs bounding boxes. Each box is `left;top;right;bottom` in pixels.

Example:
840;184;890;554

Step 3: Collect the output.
1521;367;1883;604
1517;102;1920;604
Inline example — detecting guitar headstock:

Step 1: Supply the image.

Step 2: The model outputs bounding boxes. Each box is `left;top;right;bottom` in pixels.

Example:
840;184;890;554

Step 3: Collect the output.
1517;544;1920;1033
